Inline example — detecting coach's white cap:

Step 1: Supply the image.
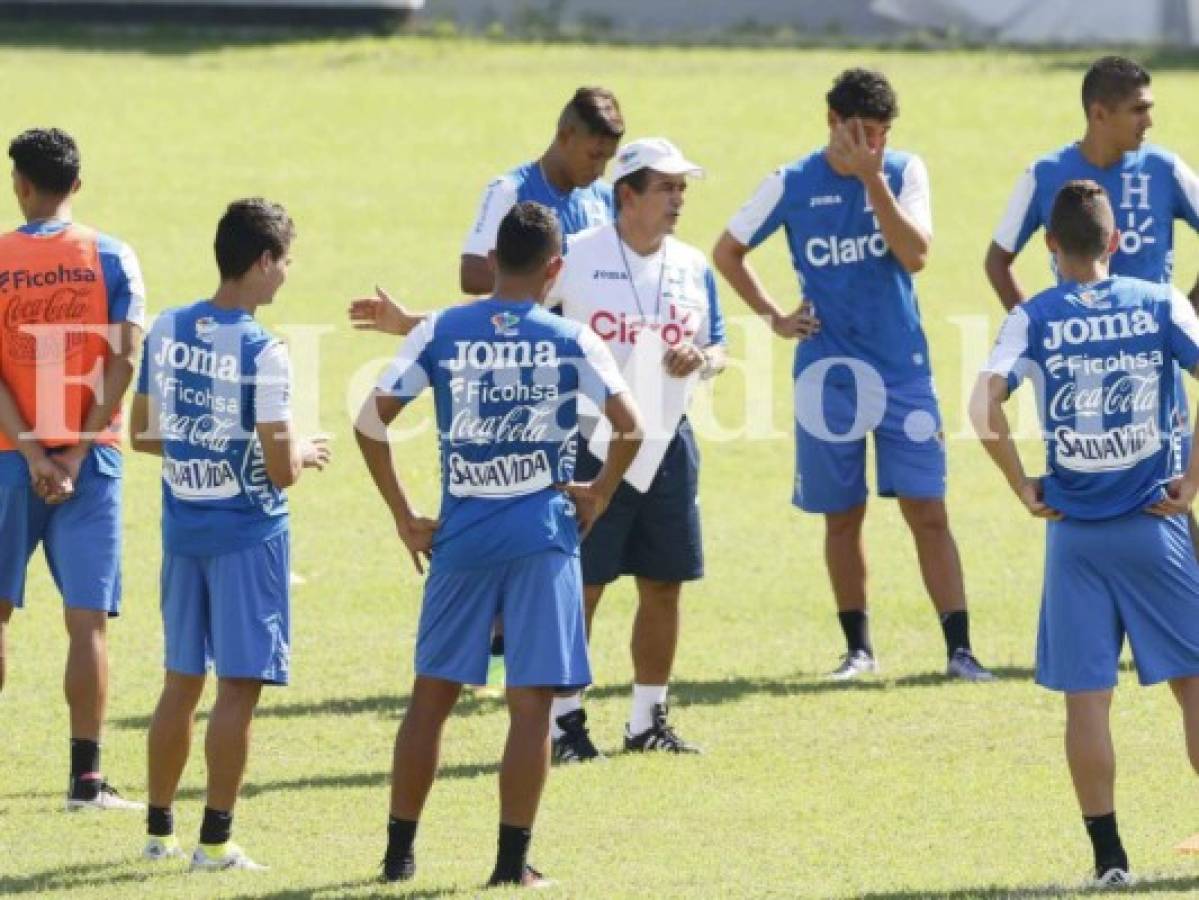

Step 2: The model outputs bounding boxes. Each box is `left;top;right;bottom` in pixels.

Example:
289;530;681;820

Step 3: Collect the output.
609;137;705;182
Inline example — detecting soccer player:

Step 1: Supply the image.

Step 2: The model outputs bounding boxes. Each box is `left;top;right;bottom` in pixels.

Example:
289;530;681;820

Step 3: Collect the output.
544;137;726;760
985;55;1199;548
355;202;640;887
0;127;146;810
130;199;330;870
973;180;1199;888
459;86;624;294
712;69;993;681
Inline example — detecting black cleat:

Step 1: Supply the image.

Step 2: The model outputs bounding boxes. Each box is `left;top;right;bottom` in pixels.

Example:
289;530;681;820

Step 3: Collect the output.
551;708;604;764
488;863;552;889
623;703;701;754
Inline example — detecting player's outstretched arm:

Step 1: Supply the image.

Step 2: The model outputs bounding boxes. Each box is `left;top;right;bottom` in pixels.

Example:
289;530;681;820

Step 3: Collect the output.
969;373;1059;519
712;232;819;341
348;285;427;337
354;390;437;573
984;241;1027;312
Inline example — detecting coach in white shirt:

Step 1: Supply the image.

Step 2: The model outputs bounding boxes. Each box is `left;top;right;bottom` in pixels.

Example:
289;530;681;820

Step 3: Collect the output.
545;138;726;761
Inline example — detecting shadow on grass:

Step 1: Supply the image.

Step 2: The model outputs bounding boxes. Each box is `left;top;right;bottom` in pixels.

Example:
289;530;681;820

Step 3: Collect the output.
0;859;174;896
857;873;1199;898
107;666;1037;732
228;879;456;899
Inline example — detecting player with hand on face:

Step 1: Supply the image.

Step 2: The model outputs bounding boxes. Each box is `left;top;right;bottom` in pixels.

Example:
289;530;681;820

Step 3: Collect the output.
132;199;330;871
714;68;993;682
974;180;1199;889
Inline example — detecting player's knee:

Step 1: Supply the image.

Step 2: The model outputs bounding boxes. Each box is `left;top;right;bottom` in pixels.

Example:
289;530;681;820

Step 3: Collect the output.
825;506;866;539
900;498;949;534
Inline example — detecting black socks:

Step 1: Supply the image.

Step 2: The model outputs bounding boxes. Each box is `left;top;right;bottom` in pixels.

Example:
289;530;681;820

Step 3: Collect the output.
147;805;174;837
200;807;233;846
384;817;418;881
940;610;971;657
68;739;101;799
489;823;531;885
837;610;872;656
1084;811;1128;874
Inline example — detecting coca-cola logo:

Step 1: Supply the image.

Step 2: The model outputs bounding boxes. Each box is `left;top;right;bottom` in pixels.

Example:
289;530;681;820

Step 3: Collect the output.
1048;373;1160;421
3;287;96;365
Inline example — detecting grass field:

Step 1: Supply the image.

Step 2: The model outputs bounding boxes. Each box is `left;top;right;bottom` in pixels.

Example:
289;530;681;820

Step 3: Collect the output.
4;27;1199;899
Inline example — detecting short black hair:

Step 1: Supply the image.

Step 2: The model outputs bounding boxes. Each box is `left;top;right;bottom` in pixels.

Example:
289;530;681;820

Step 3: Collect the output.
612;168;651;212
1082;56;1151;114
826;69;898;122
495;202;561;275
558;87;625;140
1049;180;1114;259
214;198;295;281
8;127;80;195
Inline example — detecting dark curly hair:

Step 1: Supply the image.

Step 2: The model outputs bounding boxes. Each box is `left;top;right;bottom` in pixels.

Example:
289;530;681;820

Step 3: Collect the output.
1082;56;1151;114
826;69;898;122
8;127;80;195
496;201;561;275
214;198;295;281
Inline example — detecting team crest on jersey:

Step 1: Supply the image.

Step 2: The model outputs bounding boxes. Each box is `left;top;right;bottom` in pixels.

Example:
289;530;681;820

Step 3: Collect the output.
195;316;218;344
491;311;520;337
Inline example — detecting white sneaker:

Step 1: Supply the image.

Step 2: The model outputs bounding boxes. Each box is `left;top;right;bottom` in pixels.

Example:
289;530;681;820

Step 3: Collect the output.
65;780;145;812
142;835;186;861
946;648;997;682
189;842;268;872
1091;867;1134;888
827;650;879;681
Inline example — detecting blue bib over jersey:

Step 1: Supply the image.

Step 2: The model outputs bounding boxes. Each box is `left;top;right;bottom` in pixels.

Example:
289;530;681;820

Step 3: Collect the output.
994;143;1199;283
136;300;289;556
377;298;625;573
728;148;933;386
984;276;1199;519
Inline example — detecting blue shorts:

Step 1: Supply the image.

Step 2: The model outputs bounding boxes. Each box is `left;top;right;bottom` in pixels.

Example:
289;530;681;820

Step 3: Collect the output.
161;532;291;685
417;549;591;689
1037;512;1199;693
793;374;947;514
574;420;703;586
0;452;121;613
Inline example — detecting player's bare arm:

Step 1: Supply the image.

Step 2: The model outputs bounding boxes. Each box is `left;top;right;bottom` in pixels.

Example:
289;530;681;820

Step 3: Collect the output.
129;392;163;457
257;420;330;490
830;119;930;273
57;320;143;483
559;390;642;536
1149;366;1199;516
348;285;426;337
0;377;71;502
970;372;1061;519
984;241;1028;311
354;390;438;573
712;231;820;340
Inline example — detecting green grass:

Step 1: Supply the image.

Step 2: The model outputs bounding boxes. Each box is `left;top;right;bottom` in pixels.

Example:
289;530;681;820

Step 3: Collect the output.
3;29;1199;898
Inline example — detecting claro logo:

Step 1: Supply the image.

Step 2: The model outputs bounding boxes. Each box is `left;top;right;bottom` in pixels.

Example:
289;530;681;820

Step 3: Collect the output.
805;232;888;268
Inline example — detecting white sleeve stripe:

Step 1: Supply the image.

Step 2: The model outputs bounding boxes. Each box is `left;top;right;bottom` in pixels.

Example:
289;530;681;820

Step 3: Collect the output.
253;341;292;424
1174;158;1199;224
117;243;147;327
376;313;437;393
726;171;786;246
1169;287;1199;348
461;177;519;258
897;156;933;235
982;308;1031;377
993;168;1038;252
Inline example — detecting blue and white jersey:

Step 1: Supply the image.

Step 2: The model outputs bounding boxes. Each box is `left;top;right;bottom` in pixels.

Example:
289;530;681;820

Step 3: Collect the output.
377;299;627;573
547;223;726;369
983;276;1199;520
462;161;613;258
136;300;291;556
994;143;1199;283
727;149;933;385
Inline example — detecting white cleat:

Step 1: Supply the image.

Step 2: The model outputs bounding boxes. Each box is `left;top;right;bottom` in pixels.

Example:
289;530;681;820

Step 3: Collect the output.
1090;867;1134;889
946;648;997;682
827;650;879;681
189;842;268;872
142;835;186;861
65;780;145;812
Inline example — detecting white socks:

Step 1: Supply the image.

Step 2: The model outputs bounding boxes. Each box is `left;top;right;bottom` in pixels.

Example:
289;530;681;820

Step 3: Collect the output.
629;684;668;735
549;693;583;738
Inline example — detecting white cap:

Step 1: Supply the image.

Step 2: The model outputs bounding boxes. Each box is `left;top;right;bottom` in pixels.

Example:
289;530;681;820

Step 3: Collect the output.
609;137;705;182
